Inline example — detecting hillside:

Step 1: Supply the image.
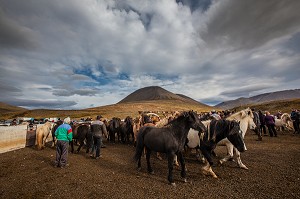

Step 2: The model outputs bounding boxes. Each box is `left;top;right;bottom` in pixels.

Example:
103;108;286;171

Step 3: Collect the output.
118;86;208;106
0;86;213;120
0;100;214;120
230;98;300;114
216;89;300;109
0;102;27;118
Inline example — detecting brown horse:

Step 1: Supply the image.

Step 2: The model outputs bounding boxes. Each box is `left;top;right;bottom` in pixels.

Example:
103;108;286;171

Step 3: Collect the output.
36;121;53;150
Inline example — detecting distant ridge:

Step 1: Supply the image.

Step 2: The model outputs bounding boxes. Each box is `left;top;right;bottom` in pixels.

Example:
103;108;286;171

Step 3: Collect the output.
0;102;27;113
118;86;208;106
215;89;300;109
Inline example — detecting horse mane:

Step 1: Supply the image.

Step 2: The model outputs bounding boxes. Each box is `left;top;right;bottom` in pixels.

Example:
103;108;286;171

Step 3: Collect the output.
227;107;253;120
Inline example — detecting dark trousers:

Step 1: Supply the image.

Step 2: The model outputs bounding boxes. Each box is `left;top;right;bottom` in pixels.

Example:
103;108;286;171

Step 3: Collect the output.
93;136;102;158
266;124;277;137
293;120;299;133
260;124;267;135
55;140;69;166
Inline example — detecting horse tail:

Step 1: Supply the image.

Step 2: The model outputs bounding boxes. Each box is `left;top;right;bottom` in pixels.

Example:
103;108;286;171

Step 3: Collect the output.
36;127;43;150
133;126;148;162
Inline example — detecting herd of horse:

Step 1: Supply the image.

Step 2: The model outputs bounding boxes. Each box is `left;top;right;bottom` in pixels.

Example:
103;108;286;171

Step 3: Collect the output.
35;108;294;186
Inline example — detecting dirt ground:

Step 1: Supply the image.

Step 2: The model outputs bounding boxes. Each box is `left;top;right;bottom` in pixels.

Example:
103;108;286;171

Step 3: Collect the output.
1;130;300;199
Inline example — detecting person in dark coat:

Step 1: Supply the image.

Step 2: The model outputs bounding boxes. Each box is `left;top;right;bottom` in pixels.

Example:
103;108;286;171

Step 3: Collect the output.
291;109;300;134
258;110;267;136
252;108;262;141
264;111;277;137
90;115;108;159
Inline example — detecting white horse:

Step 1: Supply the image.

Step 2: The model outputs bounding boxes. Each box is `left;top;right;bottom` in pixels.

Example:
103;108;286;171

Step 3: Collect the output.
218;107;256;169
36;121;53;150
184;108;256;170
275;113;294;131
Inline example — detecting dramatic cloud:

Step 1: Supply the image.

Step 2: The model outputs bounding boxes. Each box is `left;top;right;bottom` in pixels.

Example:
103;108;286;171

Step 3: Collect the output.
0;0;299;109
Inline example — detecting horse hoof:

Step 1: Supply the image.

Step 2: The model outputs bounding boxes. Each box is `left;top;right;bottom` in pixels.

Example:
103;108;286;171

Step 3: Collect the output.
240;165;248;170
137;167;141;171
149;171;154;175
169;182;176;187
183;178;188;183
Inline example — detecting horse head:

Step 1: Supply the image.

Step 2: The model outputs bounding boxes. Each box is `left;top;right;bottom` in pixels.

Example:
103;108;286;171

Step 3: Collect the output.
112;117;121;129
227;120;246;153
185;111;207;133
226;108;256;139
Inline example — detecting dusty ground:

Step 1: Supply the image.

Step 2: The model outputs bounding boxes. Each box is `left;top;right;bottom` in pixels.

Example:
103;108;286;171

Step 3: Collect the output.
1;131;300;199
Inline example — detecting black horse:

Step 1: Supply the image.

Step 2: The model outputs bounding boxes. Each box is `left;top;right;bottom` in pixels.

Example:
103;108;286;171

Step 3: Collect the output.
120;116;134;144
133;111;207;186
51;120;63;147
108;117;121;143
70;124;93;154
199;119;246;178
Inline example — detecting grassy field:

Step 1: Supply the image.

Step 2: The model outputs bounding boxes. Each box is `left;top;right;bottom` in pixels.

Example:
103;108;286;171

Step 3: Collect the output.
0;98;299;120
0;100;214;120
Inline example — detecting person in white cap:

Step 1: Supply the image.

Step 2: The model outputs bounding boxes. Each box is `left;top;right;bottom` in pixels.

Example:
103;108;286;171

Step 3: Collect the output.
54;117;73;168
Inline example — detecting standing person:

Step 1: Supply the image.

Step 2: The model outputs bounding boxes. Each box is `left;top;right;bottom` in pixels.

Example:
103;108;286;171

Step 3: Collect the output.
264;111;278;137
54;117;73;168
210;110;221;120
291;109;300;134
258;110;267;136
90;115;108;159
252;108;262;141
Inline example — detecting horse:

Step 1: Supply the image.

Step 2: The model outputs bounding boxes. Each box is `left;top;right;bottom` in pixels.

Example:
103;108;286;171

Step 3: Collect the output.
275;113;294;131
155;111;180;128
133;111;207;186
200;119;246;178
183;107;255;170
147;113;161;125
70;123;93;154
107;117;121;143
120;116;134;144
36;121;53;150
218;107;256;169
133;116;142;146
51;120;63;147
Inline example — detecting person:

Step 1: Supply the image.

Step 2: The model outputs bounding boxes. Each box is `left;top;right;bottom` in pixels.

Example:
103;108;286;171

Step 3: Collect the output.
258;110;267;136
54;117;73;168
264;111;277;137
90;115;108;159
210;110;221;120
291;109;300;134
252;108;262;141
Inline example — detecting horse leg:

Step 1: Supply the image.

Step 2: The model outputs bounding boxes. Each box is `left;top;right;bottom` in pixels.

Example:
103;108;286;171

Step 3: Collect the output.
173;155;179;167
70;140;74;153
177;152;187;183
146;149;154;174
200;146;217;178
219;143;234;165
234;147;248;170
196;148;205;163
76;140;84;153
156;152;163;160
202;159;217;178
167;153;176;186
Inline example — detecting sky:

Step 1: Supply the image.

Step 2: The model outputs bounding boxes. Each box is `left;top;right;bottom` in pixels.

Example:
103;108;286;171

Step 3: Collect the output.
0;0;300;110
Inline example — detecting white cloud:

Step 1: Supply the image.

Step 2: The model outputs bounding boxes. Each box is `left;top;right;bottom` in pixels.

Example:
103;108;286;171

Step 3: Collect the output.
0;0;299;109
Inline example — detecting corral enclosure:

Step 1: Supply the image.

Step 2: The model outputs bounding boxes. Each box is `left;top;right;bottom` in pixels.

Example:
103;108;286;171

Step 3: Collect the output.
0;130;300;198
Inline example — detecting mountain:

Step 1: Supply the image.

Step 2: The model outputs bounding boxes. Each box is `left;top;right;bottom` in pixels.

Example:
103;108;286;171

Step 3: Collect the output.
118;86;208;106
0;102;27;114
215;89;300;109
0;86;213;120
